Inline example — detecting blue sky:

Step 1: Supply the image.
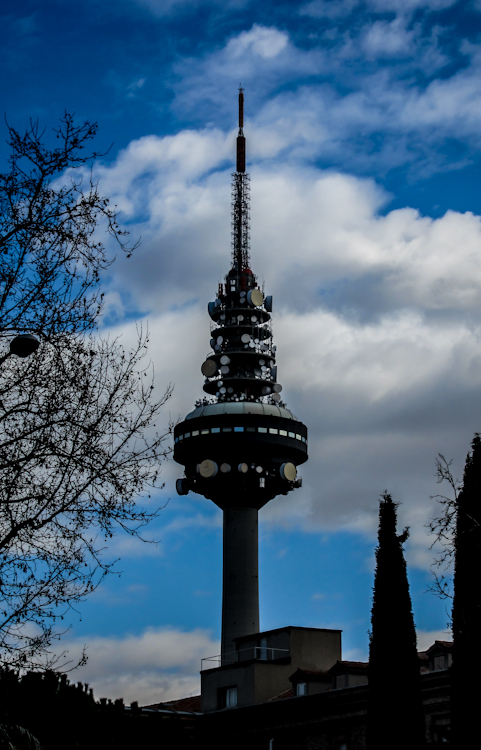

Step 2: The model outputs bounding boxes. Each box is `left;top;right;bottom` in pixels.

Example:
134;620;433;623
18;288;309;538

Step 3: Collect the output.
2;0;480;702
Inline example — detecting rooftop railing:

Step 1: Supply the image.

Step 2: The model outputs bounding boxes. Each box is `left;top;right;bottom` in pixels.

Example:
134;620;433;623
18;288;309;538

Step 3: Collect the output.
201;646;290;670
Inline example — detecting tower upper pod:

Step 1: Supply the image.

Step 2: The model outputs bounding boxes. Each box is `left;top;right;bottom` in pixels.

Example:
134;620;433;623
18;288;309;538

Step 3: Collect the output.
173;90;308;510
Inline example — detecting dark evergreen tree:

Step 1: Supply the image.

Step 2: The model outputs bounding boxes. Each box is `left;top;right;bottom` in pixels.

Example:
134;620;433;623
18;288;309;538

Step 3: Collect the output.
451;434;481;748
366;493;425;750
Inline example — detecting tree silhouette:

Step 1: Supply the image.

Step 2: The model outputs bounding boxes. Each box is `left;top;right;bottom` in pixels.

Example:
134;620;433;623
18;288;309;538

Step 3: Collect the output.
0;115;171;669
450;434;481;747
366;493;424;750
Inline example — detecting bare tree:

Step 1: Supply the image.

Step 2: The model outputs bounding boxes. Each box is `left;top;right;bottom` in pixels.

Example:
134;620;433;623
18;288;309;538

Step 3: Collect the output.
0;115;171;669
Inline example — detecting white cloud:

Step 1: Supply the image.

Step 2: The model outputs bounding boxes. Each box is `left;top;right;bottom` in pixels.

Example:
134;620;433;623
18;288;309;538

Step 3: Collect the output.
361;17;416;59
227;25;288;59
416;628;452;650
63;627;219;704
90;125;481;574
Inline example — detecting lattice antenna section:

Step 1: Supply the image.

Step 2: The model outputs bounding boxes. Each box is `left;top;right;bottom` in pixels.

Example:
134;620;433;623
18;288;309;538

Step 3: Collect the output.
231;172;251;271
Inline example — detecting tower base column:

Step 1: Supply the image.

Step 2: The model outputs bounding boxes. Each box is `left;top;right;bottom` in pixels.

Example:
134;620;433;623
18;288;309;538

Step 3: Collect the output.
221;506;259;664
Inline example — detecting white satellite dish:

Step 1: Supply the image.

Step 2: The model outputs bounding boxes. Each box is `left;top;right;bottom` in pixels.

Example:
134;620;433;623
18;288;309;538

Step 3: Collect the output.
241;333;251;343
220;463;231;473
220;365;229;374
247;289;264;307
280;462;297;481
198;459;218;478
273;383;282;393
238;463;248;473
220;355;230;365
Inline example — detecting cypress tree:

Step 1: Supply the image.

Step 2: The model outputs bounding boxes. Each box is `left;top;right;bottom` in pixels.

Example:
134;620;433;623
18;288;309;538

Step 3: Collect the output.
451;434;481;747
366;493;424;750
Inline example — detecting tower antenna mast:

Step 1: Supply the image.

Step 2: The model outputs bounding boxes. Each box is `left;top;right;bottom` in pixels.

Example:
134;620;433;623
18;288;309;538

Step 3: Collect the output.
232;87;250;272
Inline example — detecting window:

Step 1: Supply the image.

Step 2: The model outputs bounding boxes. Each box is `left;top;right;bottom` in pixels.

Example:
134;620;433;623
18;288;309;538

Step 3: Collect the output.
192;430;199;436
296;434;302;440
296;682;306;696
259;636;268;660
433;654;447;670
335;674;348;689
246;426;255;432
222;427;232;432
288;432;295;438
279;430;287;436
234;426;244;432
201;429;209;435
211;427;220;433
184;432;190;438
219;686;237;708
269;428;278;435
258;427;267;433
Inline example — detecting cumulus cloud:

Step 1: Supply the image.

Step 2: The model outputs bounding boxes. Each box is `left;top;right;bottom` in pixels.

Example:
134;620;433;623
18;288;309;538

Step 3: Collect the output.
167;21;480;175
86;124;481;574
63;627;219;704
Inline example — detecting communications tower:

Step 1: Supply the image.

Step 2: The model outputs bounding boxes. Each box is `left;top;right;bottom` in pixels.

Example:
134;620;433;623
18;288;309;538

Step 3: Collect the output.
174;90;308;662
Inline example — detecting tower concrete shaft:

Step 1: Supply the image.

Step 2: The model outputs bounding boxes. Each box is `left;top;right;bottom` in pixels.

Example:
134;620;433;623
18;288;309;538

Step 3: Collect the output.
221;506;259;662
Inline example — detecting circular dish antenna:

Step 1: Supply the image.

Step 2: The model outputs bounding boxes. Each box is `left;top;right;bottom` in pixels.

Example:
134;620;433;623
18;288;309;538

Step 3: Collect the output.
220;365;229;374
217;336;223;344
247;289;264;307
238;463;248;474
280;462;297;481
220;463;231;473
199;459;218;478
176;478;189;495
272;393;281;401
273;383;282;393
241;333;251;343
201;359;217;377
220;355;230;365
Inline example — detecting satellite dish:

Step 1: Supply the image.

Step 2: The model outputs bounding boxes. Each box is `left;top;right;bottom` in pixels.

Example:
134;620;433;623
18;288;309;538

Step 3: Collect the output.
220;387;226;394
198;460;218;478
220;463;231;473
238;463;248;473
220;365;229;374
201;359;217;377
271;365;277;381
259;359;265;365
262;386;271;395
280;462;297;481
227;387;234;393
241;333;251;343
208;302;217;317
254;368;262;377
217;336;223;345
240;291;246;297
247;289;264;307
273;383;282;393
220;355;230;365
265;295;273;312
251;316;257;322
272;393;281;401
255;466;263;474
238;315;244;322
176;478;189;496
240;298;245;304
